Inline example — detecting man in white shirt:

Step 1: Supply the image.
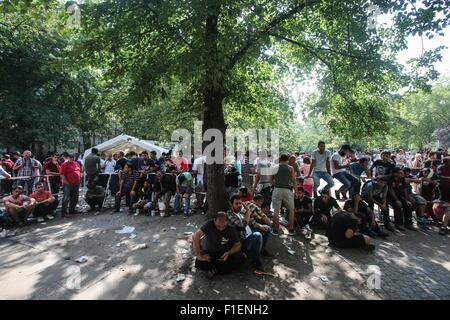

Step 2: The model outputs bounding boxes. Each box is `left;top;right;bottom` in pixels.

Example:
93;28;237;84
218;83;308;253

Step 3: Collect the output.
192;152;206;209
331;145;361;201
305;141;334;196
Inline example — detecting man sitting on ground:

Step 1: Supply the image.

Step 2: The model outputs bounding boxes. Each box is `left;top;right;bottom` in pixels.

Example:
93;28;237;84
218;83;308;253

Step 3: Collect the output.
361;178;394;232
3;186;36;226
133;179;153;215
192;211;246;279
326;207;376;251
227;194;267;272
313;189;341;228
84;178;105;214
387;168;417;231
342;199;389;238
30;182;57;222
244;194;273;257
294;187;313;238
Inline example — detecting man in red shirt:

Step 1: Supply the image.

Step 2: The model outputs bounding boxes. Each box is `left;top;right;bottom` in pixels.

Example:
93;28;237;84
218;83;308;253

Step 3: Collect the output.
30;182;58;222
44;153;61;199
59;154;81;218
3;185;36;226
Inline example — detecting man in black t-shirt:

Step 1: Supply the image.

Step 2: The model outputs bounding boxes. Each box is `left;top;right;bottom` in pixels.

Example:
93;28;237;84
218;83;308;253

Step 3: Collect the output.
312;189;341;228
371;151;396;178
294;188;313;227
326;210;375;251
192;212;246;279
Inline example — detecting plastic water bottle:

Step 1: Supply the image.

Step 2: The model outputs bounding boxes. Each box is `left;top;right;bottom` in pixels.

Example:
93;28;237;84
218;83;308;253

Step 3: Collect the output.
158;201;166;217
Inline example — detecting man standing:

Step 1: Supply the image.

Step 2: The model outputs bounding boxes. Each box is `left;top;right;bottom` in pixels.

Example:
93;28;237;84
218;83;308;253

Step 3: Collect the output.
13;151;40;195
192;212;246;279
44;153;61;199
270;153;296;236
252;150;272;215
306;141;334;196
59;154;81;218
84;148;101;182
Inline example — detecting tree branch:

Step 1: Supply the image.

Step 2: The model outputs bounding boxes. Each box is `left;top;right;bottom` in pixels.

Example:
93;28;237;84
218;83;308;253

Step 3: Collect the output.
228;0;319;70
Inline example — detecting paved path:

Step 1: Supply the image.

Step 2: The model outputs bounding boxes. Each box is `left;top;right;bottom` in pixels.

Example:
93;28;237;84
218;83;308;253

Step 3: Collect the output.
0;207;448;300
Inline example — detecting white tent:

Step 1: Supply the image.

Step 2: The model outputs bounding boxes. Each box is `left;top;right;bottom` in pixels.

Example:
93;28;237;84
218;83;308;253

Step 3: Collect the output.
83;134;169;159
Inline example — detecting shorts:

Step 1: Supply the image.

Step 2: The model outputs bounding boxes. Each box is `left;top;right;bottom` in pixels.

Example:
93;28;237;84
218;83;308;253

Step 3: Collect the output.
272;187;294;210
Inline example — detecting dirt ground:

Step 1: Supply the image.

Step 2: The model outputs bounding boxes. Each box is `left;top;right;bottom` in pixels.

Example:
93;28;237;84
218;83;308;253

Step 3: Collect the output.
0;203;386;300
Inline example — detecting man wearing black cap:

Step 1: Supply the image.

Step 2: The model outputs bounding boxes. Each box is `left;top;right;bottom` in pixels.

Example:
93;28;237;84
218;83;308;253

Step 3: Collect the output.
331;145;361;202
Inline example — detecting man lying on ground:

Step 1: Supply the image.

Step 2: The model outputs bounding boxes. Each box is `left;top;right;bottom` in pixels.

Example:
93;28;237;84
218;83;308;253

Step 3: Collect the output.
192;211;246;279
326;207;376;252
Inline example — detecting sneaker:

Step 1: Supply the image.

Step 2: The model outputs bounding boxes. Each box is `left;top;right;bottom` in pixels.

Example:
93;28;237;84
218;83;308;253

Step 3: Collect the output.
439;226;447;236
271;229;280;236
395;225;405;232
385;223;395;232
362;244;376;252
37;217;45;223
45;215;54;220
207;268;218;280
288;229;296;236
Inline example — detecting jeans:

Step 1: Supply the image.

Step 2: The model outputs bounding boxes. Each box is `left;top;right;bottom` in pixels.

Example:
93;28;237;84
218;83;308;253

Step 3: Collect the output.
174;186;191;216
251;228;271;251
243;232;263;266
312;171;334;192
61;184;80;215
333;171;361;198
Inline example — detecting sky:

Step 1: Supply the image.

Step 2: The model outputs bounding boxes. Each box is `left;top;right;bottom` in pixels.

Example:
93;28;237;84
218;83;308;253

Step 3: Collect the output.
292;24;450;122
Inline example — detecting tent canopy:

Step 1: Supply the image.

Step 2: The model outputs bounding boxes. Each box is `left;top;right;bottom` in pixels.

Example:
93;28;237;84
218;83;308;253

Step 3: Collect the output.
83;134;169;159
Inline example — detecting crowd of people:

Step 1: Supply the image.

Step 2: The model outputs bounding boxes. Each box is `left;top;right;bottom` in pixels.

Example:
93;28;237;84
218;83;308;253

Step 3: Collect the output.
0;142;449;278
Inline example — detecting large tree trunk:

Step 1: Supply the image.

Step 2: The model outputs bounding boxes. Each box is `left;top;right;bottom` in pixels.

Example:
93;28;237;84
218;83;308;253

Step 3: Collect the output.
203;0;228;218
203;91;228;218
